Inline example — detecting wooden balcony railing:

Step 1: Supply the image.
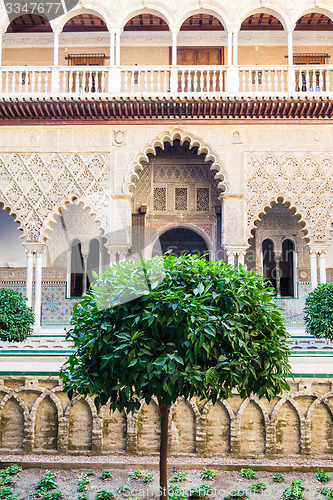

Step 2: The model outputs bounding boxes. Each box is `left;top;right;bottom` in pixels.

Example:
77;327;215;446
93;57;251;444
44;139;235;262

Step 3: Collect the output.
1;65;333;97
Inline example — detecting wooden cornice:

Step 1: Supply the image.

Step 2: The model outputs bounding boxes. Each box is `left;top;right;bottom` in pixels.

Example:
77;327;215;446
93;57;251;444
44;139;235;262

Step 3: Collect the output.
0;97;333;124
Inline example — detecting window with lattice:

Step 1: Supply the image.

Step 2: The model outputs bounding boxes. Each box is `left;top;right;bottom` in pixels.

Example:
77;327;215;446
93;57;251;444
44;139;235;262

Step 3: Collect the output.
196;187;210;211
153;187;166;211
175;187;188;211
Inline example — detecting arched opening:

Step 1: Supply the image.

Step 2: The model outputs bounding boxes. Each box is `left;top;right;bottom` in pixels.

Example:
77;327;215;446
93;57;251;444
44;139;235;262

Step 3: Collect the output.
87;238;100;288
71;238;84;298
247;201;307;300
131;139;221;260
6;14;52;33
0;207;25;269
240;13;284;30
62;14;108;32
295;13;333;31
124;14;169;31
262;238;277;293
180;14;224;31
152;228;209;259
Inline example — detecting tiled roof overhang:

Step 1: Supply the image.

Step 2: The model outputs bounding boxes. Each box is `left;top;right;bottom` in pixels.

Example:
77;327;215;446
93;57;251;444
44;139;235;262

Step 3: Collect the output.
0;97;333;124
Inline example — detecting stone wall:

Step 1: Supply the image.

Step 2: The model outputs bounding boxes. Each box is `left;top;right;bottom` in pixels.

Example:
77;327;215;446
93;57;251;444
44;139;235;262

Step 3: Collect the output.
1;377;333;458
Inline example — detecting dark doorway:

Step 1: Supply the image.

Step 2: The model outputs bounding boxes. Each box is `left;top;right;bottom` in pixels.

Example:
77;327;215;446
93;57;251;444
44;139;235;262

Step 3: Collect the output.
262;238;277;292
153;228;209;258
280;239;294;297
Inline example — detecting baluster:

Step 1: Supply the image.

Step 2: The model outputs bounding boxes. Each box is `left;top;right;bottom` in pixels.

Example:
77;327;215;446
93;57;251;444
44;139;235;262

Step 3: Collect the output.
157;71;161;93
123;71;128;92
241;70;246;92
254;71;258;92
69;71;73;93
326;70;330;92
37;71;42;93
5;71;9;93
297;71;301;92
62;71;66;92
150;71;154;92
248;71;251;92
18;71;22;93
101;71;105;92
200;70;204;92
131;71;135;92
11;71;16;93
281;70;284;92
267;70;272;92
94;71;98;92
181;70;185;92
45;72;49;92
193;70;198;92
0;71;3;93
164;70;167;92
144;70;148;92
319;69;323;92
262;70;266;92
88;71;92;92
306;70;310;91
137;71;141;92
274;70;278;92
212;70;217;92
25;71;29;92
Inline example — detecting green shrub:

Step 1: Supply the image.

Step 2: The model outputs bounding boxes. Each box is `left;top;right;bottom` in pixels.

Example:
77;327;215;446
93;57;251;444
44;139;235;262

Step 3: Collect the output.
0;288;34;341
85;470;95;476
0;477;12;487
170;471;188;483
249;483;266;493
316;470;330;483
200;469;216;480
77;479;90;492
273;473;284;483
142;473;153;484
6;495;20;500
290;480;304;489
101;470;112;480
30;490;62;499
224;491;249;499
187;484;212;499
118;485;131;493
304;283;333;339
35;473;57;491
282;485;304;500
3;467;21;476
0;488;14;498
129;470;142;480
74;495;89;500
95;491;115;500
240;469;257;480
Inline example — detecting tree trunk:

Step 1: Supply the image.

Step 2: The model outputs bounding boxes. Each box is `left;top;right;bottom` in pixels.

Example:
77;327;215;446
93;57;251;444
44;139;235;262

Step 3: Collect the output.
159;403;170;500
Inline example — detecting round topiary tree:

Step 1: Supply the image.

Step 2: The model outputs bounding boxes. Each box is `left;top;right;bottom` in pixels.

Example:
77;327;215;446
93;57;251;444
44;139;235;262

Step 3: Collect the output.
0;288;35;342
61;254;291;499
304;283;333;339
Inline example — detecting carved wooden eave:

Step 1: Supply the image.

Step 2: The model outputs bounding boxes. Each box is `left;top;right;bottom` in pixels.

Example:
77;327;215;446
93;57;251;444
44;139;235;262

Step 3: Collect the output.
0;96;333;124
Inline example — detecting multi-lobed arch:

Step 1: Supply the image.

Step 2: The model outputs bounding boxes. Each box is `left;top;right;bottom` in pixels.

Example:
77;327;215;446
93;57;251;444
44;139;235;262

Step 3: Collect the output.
124;129;228;195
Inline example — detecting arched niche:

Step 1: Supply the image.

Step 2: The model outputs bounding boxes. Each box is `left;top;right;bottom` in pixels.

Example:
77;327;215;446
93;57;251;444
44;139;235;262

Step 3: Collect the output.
0;398;24;450
34;396;58;450
240;401;266;456
206;402;230;454
102;407;127;452
0;207;25;268
170;400;196;454
68;399;93;451
275;401;301;455
311;403;333;455
137;401;160;453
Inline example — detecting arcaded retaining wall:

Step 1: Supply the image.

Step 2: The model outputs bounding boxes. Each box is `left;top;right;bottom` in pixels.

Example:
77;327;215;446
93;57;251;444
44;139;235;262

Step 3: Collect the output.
0;377;332;457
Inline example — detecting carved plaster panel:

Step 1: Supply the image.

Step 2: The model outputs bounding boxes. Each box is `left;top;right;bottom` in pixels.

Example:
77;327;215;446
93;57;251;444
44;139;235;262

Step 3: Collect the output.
0;152;109;242
246;152;333;243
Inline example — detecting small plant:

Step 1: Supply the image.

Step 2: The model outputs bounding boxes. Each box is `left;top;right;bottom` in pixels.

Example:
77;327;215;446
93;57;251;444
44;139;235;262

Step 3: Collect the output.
240;469;258;480
74;495;89;500
0;488;14;498
85;470;95;476
200;469;216;480
290;480;304;489
316;470;330;483
318;486;330;495
118;485;131;494
249;483;266;493
129;470;143;480
142;473;153;484
36;472;57;491
187;484;213;499
0;478;12;487
101;470;112;480
282;485;304;500
6;495;21;500
3;467;21;476
95;491;115;500
77;479;90;492
170;471;188;483
224;491;249;500
168;493;187;500
30;491;62;499
273;473;284;483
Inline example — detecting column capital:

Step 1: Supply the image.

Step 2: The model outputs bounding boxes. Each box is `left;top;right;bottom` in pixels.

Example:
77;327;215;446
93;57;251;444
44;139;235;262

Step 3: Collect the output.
227;24;241;33
224;245;248;255
105;245;130;255
286;24;296;33
308;244;329;255
23;243;47;255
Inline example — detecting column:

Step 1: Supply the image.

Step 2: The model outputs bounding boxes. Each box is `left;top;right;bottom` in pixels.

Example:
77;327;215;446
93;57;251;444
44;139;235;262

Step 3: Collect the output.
53;30;59;66
0;30;4;67
275;253;282;298
293;251;298;299
25;249;34;308
170;30;178;93
227;251;235;267
287;29;293;65
232;30;238;66
34;246;45;329
287;27;296;93
82;253;88;295
119;250;128;262
171;30;178;66
227;31;233;65
310;251;318;291
110;30;115;67
115;29;121;66
66;249;71;298
319;250;327;284
238;251;245;267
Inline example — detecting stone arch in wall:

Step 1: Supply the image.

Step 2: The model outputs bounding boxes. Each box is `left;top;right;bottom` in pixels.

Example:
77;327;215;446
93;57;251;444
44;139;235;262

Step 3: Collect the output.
136;400;160;453
34;395;59;451
273;399;302;455
170;400;196;454
102;405;127;453
67;398;94;451
152;226;211;259
205;401;231;455
0;396;25;450
238;399;266;456
309;401;333;455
